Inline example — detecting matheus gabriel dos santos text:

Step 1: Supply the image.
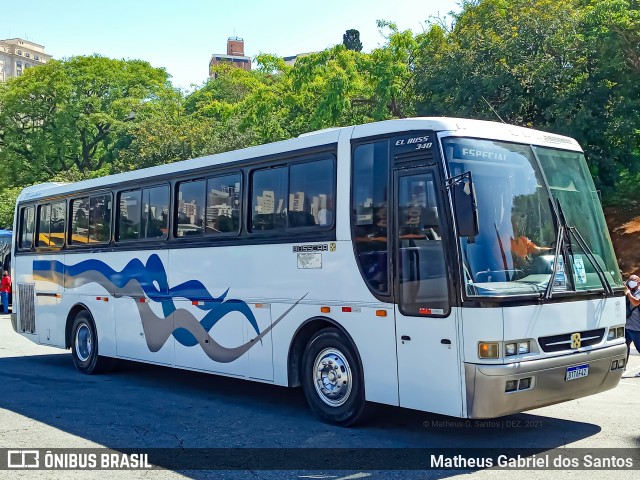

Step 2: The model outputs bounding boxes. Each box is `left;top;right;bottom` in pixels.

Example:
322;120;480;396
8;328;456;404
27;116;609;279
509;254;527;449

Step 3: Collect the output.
431;453;634;469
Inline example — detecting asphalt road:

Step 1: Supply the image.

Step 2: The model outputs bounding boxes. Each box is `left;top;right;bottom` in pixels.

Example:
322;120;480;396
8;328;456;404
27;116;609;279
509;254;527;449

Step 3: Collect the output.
0;314;639;480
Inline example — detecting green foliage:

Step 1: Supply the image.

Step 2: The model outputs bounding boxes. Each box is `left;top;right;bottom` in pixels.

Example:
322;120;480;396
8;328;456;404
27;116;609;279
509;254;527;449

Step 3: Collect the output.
415;0;640;194
0;55;172;186
602;168;640;206
0;187;22;230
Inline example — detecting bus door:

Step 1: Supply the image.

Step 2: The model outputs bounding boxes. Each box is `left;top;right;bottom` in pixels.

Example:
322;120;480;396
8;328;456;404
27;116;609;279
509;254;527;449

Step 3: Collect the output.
393;165;463;417
114;251;174;365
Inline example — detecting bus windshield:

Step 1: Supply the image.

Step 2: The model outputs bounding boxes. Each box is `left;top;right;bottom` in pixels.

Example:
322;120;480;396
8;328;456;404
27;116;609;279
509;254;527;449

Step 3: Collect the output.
443;138;623;297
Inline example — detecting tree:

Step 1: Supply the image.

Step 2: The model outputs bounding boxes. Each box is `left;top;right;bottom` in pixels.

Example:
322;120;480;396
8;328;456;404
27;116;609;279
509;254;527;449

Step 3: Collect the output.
0;186;21;230
343;29;363;52
414;0;640;192
0;55;173;187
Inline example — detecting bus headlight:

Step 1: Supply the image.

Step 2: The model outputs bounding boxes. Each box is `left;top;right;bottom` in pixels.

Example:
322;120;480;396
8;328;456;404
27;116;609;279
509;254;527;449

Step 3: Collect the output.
505;340;530;356
478;342;499;359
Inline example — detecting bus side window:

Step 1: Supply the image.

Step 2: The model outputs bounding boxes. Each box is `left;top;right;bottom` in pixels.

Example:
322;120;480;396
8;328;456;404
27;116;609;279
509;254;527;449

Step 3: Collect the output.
19;206;35;249
206;174;241;235
289;159;335;229
49;202;66;248
352;141;390;296
176;180;206;237
142;186;169;239
71;197;90;244
89;194;112;243
37;204;51;247
251;167;287;231
118;190;142;241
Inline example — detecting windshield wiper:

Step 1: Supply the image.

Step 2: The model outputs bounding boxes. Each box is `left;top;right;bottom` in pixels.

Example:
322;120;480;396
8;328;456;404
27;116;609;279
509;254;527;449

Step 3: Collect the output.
545;196;614;298
543;196;570;300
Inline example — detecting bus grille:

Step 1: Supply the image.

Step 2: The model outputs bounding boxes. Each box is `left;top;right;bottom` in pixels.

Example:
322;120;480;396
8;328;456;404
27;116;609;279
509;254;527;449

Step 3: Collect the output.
18;283;36;334
538;328;605;352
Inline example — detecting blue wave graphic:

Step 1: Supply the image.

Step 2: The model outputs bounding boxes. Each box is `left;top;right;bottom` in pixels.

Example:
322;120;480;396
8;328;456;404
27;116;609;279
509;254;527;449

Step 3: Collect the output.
33;255;261;347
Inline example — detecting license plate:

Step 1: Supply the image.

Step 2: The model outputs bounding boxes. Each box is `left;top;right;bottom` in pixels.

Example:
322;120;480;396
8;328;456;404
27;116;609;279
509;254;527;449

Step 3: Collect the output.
566;364;589;381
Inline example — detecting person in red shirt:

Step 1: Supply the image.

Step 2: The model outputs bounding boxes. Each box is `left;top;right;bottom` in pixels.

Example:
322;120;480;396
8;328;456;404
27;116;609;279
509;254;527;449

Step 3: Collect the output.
1;270;11;314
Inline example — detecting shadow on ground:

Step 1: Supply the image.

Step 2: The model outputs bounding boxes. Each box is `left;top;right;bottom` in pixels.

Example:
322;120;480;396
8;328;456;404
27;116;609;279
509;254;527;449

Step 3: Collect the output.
0;351;612;478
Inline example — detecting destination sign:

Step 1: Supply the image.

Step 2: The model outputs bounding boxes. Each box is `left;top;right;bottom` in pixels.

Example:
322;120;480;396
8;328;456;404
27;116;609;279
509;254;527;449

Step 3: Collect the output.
455;147;508;161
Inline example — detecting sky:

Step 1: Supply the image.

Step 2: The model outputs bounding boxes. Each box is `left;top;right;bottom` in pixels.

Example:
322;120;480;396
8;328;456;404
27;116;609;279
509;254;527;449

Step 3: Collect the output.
0;0;459;91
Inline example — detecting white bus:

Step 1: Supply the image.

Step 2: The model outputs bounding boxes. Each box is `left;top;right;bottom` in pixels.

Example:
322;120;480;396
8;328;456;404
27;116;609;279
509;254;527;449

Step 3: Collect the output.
11;117;627;425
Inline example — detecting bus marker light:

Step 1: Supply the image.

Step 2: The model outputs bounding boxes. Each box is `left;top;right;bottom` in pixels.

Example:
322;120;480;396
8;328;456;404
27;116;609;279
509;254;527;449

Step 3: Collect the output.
478;342;499;359
321;306;331;313
103;297;108;302
55;294;61;298
419;308;432;315
342;307;352;312
376;310;387;317
96;297;101;301
139;298;146;303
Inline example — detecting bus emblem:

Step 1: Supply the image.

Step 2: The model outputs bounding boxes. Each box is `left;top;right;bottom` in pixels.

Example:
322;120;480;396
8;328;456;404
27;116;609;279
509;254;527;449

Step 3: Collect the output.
571;333;581;349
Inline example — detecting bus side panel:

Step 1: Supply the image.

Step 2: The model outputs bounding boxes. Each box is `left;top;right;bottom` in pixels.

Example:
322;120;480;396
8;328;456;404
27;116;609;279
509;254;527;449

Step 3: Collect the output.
62;252;117;358
332;306;398;406
266;240;400;408
31;252;66;347
170;246;252;378
111;251;174;365
270;301;399;407
460;307;504;365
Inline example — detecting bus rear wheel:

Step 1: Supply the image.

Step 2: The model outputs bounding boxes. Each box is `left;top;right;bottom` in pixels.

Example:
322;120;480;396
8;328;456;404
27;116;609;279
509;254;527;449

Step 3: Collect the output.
71;311;115;374
301;328;366;426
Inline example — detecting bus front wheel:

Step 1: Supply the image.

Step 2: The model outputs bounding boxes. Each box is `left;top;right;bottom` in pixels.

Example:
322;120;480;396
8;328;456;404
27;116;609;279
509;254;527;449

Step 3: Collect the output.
301;328;366;426
71;311;114;374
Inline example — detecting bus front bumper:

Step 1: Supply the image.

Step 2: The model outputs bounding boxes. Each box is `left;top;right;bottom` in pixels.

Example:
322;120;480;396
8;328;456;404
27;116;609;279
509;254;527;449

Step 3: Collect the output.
464;343;627;418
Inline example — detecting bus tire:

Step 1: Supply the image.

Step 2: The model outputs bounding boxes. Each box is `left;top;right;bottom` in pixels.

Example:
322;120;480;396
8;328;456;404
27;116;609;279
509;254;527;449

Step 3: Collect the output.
70;311;115;374
301;328;366;426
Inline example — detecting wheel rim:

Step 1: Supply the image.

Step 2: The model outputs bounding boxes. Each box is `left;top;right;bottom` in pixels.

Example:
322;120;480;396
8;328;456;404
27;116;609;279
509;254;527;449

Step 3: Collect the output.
75;323;92;362
313;348;352;407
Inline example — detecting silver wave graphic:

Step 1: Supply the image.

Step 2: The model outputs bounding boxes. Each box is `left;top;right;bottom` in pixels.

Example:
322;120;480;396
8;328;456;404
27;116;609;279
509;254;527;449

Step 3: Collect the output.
67;270;307;363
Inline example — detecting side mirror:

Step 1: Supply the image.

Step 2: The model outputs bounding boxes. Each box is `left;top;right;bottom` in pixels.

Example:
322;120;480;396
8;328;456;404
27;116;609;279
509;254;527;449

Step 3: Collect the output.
450;172;479;237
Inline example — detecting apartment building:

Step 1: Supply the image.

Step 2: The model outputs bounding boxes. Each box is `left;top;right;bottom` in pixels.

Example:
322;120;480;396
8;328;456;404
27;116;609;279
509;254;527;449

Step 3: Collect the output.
0;38;51;82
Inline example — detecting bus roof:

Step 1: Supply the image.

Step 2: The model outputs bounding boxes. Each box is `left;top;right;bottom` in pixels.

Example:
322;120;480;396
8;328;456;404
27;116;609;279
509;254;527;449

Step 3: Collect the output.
16;117;582;203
